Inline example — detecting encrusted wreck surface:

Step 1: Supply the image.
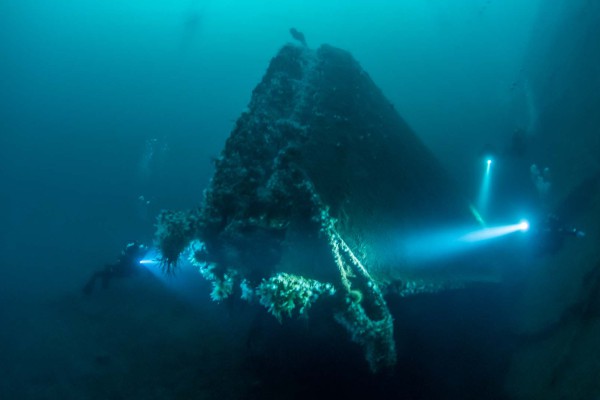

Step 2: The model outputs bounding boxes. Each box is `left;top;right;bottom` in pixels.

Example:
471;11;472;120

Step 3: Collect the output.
156;43;480;372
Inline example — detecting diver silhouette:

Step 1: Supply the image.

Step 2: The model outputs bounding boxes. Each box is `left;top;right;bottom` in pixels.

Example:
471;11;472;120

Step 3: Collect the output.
83;241;148;295
289;28;307;47
531;213;585;256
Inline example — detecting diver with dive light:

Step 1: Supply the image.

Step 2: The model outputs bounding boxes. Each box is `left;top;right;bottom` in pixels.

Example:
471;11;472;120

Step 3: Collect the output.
530;212;585;255
528;163;586;255
477;142;585;256
83;241;148;295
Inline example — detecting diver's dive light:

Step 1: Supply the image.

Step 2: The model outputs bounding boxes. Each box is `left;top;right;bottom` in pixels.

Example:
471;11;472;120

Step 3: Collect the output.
459;219;529;243
139;248;161;266
402;218;530;263
477;156;494;217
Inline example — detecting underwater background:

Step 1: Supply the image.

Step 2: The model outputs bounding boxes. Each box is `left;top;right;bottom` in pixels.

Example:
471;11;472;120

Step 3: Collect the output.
1;1;599;399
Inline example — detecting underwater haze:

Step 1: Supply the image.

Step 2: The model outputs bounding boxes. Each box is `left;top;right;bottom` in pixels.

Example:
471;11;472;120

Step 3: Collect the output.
2;1;600;399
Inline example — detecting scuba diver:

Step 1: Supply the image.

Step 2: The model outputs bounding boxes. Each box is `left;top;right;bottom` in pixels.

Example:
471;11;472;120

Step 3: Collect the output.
289;27;307;47
476;141;586;256
83;241;148;295
531;213;585;256
527;167;597;256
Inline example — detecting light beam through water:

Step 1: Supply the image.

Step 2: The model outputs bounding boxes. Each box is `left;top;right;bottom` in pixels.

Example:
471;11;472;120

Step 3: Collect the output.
476;158;493;217
401;219;529;263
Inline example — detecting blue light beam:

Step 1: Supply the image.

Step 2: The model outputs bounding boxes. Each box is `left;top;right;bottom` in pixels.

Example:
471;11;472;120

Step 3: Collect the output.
459;220;529;243
138;245;216;305
138;248;162;273
139;259;159;265
139;247;161;266
476;158;493;216
401;219;529;263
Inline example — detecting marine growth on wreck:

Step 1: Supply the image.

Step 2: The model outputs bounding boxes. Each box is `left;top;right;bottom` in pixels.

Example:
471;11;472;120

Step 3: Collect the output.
155;42;482;372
